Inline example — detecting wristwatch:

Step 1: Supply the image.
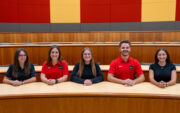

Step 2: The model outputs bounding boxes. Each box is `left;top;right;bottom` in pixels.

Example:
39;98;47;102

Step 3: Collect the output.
55;79;58;84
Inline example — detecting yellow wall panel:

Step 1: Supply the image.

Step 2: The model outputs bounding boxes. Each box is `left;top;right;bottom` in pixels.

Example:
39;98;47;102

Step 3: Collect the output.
142;0;176;3
51;0;79;5
50;0;80;23
142;0;176;22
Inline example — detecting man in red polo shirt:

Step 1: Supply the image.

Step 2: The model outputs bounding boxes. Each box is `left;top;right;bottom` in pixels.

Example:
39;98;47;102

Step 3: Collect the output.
108;40;145;86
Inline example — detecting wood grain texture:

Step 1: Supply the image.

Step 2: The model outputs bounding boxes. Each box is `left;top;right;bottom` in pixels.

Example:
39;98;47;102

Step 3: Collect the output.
0;96;180;113
0;44;180;65
0;31;180;43
0;82;180;113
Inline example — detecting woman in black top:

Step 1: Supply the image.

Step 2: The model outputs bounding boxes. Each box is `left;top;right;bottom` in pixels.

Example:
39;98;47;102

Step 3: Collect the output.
149;48;177;88
70;47;104;86
3;48;36;86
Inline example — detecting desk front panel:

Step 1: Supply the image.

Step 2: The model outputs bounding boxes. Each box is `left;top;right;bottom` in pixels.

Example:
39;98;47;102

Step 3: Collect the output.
0;82;180;113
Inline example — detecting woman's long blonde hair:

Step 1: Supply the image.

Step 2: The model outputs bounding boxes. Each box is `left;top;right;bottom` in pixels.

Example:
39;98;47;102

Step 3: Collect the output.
77;47;96;78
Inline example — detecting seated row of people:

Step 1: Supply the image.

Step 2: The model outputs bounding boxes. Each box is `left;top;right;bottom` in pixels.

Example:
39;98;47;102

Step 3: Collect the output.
2;40;177;88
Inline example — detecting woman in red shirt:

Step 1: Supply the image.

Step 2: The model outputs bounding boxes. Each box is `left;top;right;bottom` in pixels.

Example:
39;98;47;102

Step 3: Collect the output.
41;45;68;85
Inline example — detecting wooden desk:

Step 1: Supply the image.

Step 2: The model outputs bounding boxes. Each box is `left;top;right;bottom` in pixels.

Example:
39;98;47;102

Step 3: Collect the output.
0;82;180;113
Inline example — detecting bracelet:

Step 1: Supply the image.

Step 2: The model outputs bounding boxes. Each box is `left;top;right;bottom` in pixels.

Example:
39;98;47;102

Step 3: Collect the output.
22;81;24;84
55;79;58;84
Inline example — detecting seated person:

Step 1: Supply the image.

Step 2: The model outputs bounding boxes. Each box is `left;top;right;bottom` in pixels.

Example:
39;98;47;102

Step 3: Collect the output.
41;45;68;85
3;48;36;86
107;40;145;86
70;47;104;86
149;48;177;88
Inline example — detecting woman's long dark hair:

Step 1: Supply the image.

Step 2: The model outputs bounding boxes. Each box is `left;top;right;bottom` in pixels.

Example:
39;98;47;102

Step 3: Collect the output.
77;47;96;78
155;48;171;64
46;45;62;66
13;48;30;78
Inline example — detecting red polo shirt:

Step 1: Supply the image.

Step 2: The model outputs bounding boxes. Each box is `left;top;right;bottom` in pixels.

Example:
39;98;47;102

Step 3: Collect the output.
108;56;143;80
41;60;69;79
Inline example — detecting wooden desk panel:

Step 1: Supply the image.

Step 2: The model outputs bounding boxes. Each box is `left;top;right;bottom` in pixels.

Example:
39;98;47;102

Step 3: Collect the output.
0;82;180;113
0;95;180;113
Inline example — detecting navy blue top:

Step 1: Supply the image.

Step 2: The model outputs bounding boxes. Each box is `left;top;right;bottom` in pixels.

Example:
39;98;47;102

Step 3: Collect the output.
5;63;36;81
149;63;176;82
70;62;104;84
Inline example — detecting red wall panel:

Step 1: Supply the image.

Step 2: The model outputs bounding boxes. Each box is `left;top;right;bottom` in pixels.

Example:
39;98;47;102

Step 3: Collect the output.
110;3;141;22
19;5;50;23
0;0;19;22
0;0;50;23
81;0;141;23
111;0;141;4
83;0;109;5
19;0;50;5
1;0;18;4
81;0;110;23
176;0;180;21
0;4;19;22
110;0;141;22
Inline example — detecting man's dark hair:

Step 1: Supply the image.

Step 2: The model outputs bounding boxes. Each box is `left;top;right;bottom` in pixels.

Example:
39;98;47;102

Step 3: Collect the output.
119;40;131;47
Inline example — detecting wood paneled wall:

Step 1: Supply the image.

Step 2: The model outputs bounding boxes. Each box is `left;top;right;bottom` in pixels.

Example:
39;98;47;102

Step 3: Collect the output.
0;44;180;65
0;31;180;43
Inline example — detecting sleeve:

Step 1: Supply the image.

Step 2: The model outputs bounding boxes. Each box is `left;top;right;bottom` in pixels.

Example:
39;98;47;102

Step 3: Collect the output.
41;61;47;74
171;64;176;70
91;63;104;83
62;61;69;76
135;60;143;76
70;63;85;84
30;63;36;77
108;60;116;75
149;64;154;70
5;64;13;79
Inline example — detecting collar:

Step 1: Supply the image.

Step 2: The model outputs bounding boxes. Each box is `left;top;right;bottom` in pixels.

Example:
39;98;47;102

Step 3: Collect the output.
49;61;61;66
156;62;167;67
119;56;131;63
84;63;91;67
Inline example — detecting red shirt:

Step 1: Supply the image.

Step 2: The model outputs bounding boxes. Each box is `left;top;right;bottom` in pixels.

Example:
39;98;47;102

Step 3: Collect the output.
41;60;69;79
108;56;143;80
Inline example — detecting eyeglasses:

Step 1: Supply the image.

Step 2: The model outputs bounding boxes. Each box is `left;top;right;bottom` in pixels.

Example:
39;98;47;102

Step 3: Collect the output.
83;53;91;56
19;55;27;57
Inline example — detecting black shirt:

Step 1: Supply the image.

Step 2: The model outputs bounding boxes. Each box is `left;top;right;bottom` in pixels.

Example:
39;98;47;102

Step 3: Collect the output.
70;62;104;84
149;63;176;82
5;63;36;81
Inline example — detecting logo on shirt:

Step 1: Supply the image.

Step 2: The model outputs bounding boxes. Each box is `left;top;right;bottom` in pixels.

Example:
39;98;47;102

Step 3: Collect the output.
129;65;133;70
59;65;63;70
119;65;122;68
